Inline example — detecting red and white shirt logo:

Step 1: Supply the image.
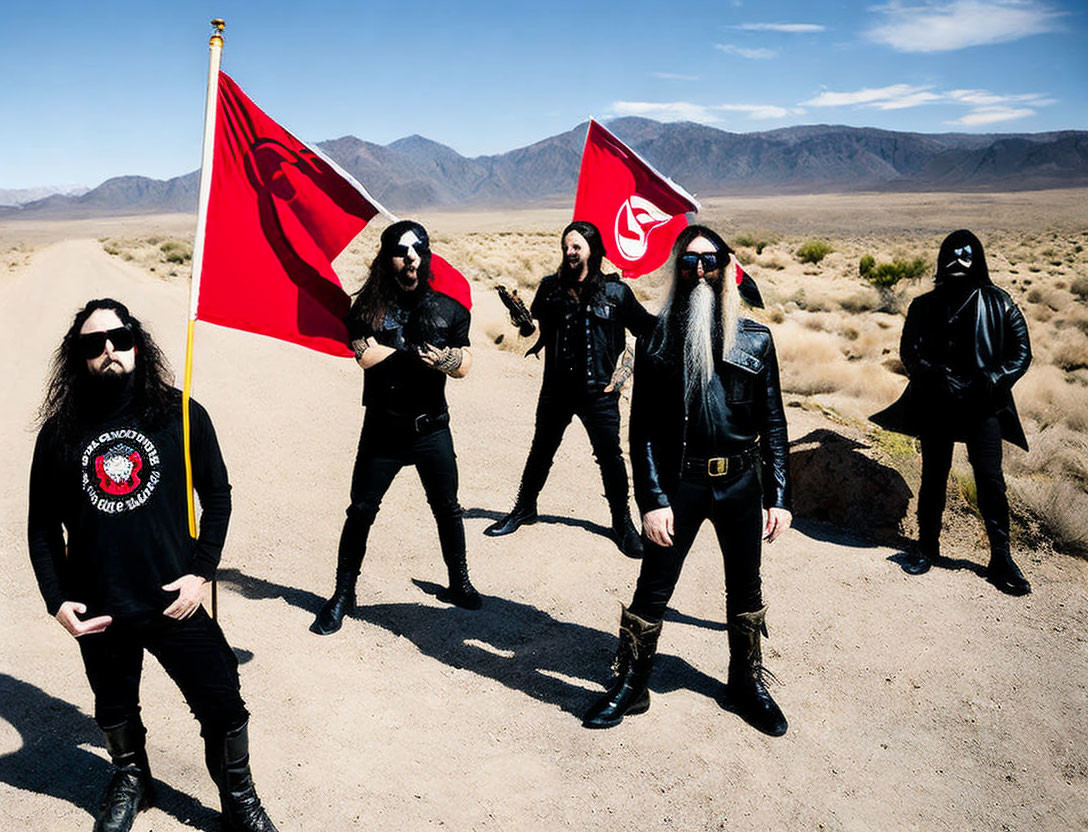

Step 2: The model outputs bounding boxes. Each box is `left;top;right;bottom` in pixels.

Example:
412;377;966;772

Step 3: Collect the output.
81;429;162;515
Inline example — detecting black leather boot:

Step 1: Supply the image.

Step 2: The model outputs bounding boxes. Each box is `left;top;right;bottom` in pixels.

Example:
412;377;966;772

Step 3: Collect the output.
987;551;1031;596
582;607;662;729
440;550;482;610
901;543;931;575
94;719;154;832
727;606;787;737
484;494;538;537
208;721;279;832
611;511;644;559
311;581;356;635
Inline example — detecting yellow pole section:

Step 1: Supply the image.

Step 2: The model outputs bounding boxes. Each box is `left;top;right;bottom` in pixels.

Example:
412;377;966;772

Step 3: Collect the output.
186;20;225;618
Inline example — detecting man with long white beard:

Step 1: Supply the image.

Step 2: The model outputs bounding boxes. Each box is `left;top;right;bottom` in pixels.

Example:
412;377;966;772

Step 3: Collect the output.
582;225;793;736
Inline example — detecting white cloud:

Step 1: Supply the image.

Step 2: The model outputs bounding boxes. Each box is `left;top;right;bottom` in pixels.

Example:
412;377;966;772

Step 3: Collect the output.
717;104;796;119
951;107;1036;125
610;101;800;123
714;43;778;59
948;89;1056;106
867;1;1064;53
611;101;723;123
733;22;826;32
802;84;937;108
652;72;701;81
802;83;1057;126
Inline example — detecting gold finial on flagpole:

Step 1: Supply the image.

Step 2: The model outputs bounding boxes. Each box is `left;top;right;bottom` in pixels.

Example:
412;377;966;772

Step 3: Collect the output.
210;18;225;46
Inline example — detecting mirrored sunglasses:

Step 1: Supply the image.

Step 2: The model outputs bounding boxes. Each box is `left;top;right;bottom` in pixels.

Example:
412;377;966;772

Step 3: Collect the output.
679;252;721;273
78;326;135;359
953;245;973;260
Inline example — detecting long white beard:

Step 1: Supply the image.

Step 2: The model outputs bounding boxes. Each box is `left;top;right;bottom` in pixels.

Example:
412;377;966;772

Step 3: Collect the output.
683;280;717;403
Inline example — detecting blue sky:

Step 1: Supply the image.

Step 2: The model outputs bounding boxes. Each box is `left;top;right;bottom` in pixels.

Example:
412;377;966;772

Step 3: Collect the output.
1;0;1084;189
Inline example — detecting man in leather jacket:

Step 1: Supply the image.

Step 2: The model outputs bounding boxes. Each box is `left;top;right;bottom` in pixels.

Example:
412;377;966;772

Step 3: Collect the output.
485;221;655;558
873;229;1032;594
582;225;793;736
312;220;480;637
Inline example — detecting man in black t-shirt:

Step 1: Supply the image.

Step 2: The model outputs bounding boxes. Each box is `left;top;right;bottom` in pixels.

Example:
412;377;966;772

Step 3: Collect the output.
312;220;480;636
28;299;277;832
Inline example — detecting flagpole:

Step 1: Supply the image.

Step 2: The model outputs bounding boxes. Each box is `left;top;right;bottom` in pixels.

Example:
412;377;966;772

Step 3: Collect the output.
185;17;225;620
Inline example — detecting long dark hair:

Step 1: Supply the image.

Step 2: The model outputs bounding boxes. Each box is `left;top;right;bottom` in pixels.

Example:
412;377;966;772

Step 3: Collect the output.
558;220;608;298
38;298;178;439
348;220;432;332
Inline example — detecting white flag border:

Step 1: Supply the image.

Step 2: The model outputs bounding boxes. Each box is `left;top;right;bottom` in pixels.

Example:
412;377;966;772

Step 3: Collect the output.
586;117;702;214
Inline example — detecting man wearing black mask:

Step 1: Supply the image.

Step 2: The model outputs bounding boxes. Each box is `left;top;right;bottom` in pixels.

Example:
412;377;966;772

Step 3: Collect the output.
28;299;278;832
582;226;792;736
486;221;655;558
313;220;479;636
873;230;1032;594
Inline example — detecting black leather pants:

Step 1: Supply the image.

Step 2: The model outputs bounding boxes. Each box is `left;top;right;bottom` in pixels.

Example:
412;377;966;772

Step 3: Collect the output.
336;413;464;588
517;388;629;517
918;415;1009;559
629;467;764;622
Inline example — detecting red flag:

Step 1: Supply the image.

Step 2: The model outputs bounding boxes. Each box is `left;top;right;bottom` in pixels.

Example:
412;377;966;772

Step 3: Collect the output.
572;119;699;278
196;72;389;356
430;254;472;311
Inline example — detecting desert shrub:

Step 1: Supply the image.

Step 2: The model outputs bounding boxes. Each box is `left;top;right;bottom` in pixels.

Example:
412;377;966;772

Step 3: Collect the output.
863;257;929;288
1013;478;1088;556
160;240;192;264
1051;330;1088;372
1071;276;1088;300
839;288;881;313
797;240;833;264
733;233;772;255
102;242;121;256
858;254;875;277
951;469;979;515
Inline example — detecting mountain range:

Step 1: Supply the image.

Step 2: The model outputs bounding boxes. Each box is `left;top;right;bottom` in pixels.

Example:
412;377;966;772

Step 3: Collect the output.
4;119;1087;219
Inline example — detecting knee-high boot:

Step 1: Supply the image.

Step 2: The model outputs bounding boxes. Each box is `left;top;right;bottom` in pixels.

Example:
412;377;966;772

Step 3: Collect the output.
94;718;154;832
206;721;279;832
582;606;661;729
726;606;788;737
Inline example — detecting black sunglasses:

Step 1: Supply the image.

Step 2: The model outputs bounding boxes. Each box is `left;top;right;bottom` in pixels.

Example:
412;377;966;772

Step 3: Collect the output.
78;326;135;359
679;252;721;273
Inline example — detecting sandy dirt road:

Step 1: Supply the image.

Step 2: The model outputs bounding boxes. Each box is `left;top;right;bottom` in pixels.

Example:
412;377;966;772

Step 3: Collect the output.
1;238;1086;831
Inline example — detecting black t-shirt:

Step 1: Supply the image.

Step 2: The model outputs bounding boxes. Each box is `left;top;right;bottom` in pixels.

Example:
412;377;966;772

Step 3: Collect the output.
27;395;231;622
348;288;471;418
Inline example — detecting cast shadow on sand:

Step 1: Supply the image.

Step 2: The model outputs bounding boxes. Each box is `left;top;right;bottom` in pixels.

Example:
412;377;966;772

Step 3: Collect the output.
789;427;913;549
0;674;219;830
216;568;728;719
886;549;989;579
463;506;611;540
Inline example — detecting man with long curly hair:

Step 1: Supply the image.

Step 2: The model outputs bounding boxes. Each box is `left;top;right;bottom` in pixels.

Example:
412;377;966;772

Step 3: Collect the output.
312;220;479;636
27;298;278;832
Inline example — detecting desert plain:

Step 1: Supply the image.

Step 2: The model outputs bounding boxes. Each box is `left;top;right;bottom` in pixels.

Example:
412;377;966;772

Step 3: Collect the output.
1;189;1087;831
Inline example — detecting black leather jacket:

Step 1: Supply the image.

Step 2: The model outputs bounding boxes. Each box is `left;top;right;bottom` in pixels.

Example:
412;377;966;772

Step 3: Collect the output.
530;272;655;394
872;282;1031;449
630;318;791;514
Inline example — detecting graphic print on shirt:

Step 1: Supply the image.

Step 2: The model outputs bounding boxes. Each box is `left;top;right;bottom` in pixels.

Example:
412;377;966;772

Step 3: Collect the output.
81;428;162;514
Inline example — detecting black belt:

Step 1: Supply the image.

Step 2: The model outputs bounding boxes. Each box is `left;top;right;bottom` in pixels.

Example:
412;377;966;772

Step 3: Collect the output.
413;411;450;435
681;446;759;479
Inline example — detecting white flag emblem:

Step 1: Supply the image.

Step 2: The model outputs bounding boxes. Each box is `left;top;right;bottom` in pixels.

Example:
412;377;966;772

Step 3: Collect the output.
614;195;673;261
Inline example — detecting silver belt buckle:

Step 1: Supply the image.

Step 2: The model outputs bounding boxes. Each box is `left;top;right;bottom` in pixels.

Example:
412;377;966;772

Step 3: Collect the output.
707;457;728;477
